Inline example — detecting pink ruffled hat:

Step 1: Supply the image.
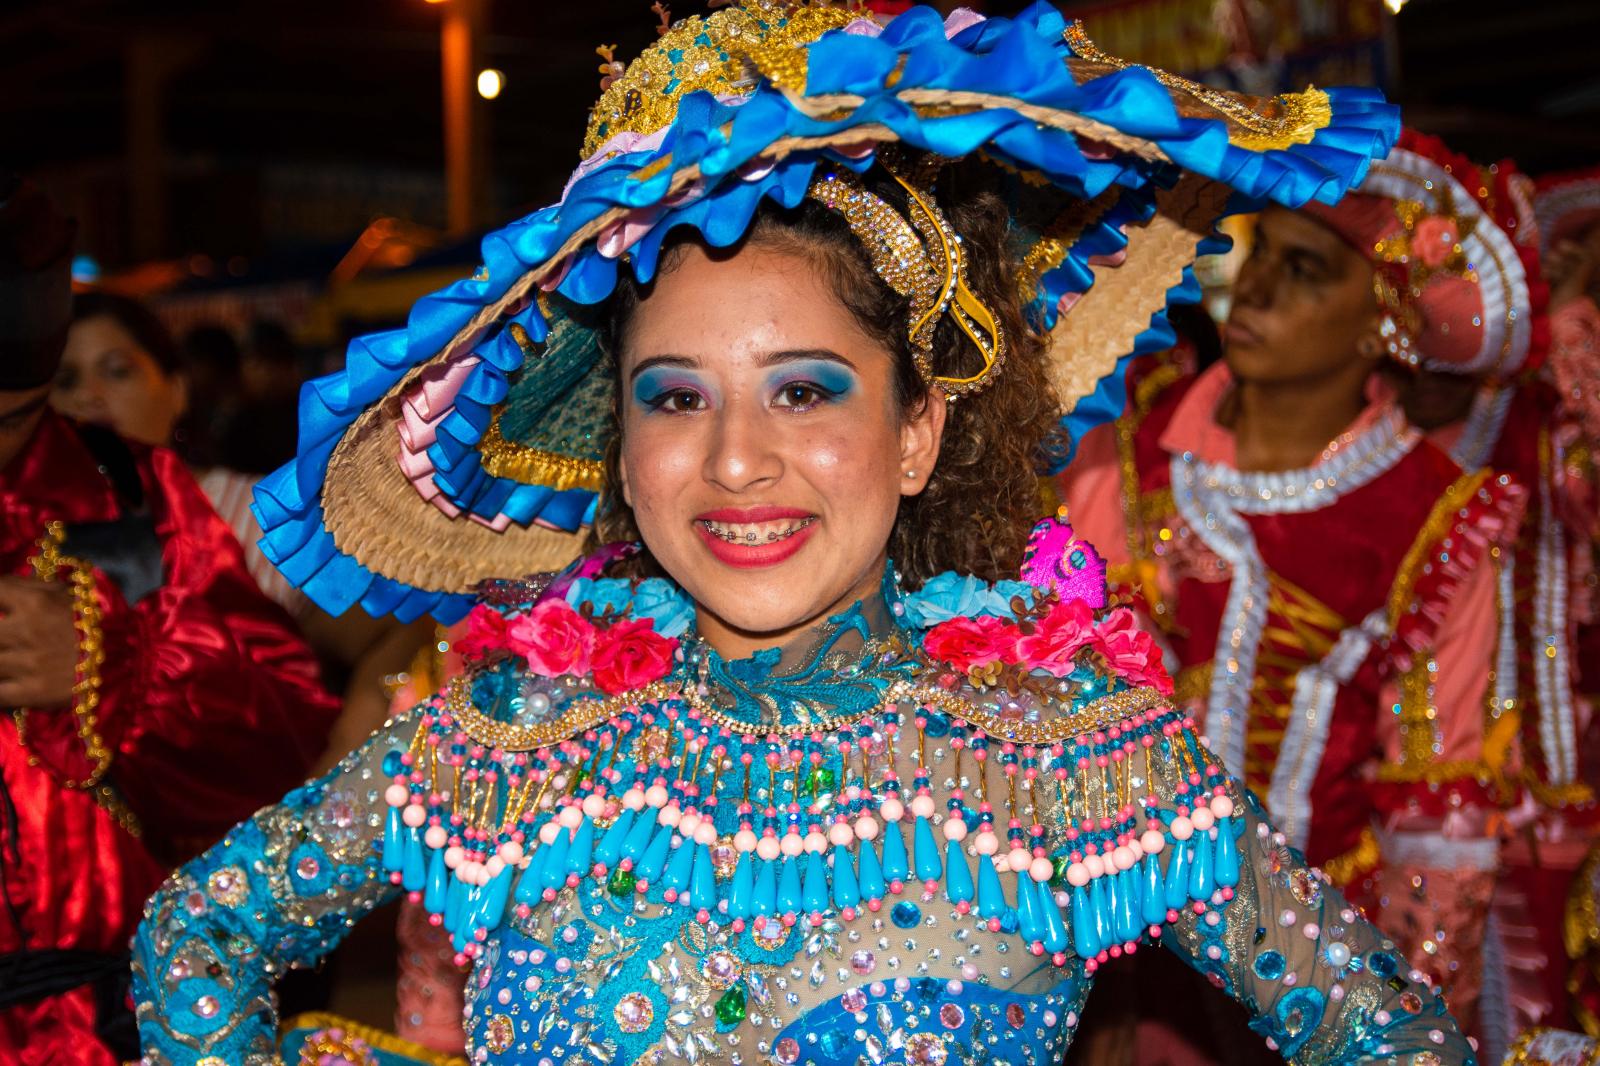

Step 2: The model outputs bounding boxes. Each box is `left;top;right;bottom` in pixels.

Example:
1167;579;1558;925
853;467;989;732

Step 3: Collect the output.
1303;128;1548;377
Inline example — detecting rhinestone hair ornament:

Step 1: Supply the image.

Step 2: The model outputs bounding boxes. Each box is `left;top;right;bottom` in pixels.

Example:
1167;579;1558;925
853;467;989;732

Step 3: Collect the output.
807;155;1006;399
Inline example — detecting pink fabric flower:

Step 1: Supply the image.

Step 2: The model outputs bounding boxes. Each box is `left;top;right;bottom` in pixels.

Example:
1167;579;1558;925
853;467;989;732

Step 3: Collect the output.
1413;216;1460;267
1015;599;1095;677
1089;608;1174;695
591;617;677;695
454;604;511;661
507;599;596;678
922;615;1017;672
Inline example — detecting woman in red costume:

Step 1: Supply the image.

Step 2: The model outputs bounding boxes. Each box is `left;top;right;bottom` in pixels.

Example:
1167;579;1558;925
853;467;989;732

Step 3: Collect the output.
1058;129;1536;1055
0;177;340;1064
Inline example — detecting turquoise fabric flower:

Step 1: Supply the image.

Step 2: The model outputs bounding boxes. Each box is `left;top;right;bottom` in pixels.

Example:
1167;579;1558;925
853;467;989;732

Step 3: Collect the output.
901;572;1037;628
565;577;633;617
630;578;695;638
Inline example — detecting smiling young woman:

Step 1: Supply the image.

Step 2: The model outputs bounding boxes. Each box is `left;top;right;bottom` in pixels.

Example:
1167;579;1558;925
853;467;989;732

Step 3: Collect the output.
128;5;1474;1065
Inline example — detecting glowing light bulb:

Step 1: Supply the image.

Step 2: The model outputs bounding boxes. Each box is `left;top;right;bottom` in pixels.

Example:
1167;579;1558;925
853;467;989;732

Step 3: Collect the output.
477;68;504;100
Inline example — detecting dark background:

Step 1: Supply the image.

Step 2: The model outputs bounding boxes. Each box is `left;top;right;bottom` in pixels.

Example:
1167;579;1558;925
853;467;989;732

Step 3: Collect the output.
5;0;1598;276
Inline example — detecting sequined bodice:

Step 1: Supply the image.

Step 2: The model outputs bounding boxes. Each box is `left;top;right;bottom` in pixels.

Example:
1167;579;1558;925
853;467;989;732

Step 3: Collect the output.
131;572;1475;1066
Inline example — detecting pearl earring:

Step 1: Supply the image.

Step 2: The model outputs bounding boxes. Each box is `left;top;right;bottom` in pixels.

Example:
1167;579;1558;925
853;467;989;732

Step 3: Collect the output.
904;470;917;479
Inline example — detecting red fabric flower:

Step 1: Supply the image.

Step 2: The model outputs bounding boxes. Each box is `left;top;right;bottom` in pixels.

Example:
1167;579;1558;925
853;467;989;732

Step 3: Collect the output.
1015;598;1095;677
507;599;596;678
454;604;511;660
1089;608;1174;695
922;615;1017;672
591;616;677;695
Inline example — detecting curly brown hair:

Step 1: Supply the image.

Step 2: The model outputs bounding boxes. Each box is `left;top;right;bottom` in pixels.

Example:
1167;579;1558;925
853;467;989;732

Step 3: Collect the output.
588;159;1065;589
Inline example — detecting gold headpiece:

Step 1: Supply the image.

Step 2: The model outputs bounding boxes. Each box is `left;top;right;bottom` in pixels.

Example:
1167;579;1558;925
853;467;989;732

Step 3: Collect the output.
806;157;1006;399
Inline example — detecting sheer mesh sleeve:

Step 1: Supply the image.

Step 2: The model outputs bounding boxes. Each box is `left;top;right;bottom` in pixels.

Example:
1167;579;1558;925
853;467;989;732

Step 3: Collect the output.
1160;783;1476;1065
130;707;420;1065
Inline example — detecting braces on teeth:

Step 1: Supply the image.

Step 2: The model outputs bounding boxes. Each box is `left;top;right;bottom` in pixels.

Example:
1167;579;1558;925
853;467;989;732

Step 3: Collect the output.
702;518;817;544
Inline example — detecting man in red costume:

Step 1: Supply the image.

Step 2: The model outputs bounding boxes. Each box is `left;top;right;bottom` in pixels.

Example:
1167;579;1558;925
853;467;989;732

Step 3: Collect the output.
0;177;340;1064
1059;130;1534;1055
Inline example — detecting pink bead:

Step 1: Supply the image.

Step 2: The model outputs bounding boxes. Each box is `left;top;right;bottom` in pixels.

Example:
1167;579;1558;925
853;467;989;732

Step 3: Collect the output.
384;784;409;808
1211;794;1234;819
679;811;702;837
1140;830;1166;855
622;788;645;811
401;805;427;829
444;846;465;869
1029;856;1055;882
880;797;904;823
694;823;717;846
1170;816;1194;841
734;829;759;852
780;834;804;858
1084;853;1105;879
1112;846;1135;871
538;821;562;845
943;819;968;843
829;823;854;847
974;832;999;856
1066;863;1090;887
657;805;682;828
1006;849;1032;873
424;826;449;850
644;784;669;808
581;794;607;819
854;817;879;841
558;806;584;829
804;831;828;854
909;795;936;820
1191;807;1215;833
499;840;525;865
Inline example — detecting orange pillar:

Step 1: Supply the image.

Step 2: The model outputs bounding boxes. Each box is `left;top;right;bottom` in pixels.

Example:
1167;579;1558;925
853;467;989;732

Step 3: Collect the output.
440;0;485;235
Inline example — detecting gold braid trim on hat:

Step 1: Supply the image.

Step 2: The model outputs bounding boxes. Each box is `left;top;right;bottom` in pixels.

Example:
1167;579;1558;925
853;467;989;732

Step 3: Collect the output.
806;157;1006;399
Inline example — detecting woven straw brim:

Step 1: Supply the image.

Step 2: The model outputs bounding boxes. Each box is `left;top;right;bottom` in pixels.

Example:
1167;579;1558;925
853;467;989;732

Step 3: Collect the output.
321;98;1240;596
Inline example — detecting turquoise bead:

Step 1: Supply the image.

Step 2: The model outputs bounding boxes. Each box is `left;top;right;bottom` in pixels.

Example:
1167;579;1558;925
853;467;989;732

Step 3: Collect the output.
1214;817;1240;888
514;849;544;906
1163;840;1191;911
1089;873;1112;948
728;851;754;919
567;817;595;875
594;808;634;868
633;823;672;884
912;817;942;883
975;853;1007;919
856;839;886;902
802;851;829;914
1113;868;1140;942
1071;884;1098;957
1040;884;1069;954
621;806;657;861
776;855;802;914
1187;830;1215;901
831;845;860;910
1015;874;1042;944
881;822;909;884
424;846;448;914
689;844;716;910
382;807;405;872
481;866;513;933
662;833;695;892
1140;853;1167;927
943;839;974;904
444;872;466;932
540;828;572;891
753;857;778;916
401;828;425;892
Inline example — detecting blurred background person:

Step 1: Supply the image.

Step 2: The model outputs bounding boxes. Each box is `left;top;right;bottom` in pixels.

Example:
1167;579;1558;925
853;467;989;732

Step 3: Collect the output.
1058;129;1538;1058
0;175;339;1065
50;291;434;771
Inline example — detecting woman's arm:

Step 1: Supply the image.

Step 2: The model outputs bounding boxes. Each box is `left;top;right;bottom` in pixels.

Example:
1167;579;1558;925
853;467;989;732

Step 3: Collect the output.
1160;782;1475;1064
131;706;420;1063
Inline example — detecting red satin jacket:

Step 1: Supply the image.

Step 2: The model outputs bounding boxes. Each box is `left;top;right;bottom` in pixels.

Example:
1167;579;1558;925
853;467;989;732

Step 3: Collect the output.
0;412;339;1065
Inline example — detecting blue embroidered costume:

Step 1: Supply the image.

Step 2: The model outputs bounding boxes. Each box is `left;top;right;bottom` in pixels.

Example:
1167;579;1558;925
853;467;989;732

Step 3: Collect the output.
126;2;1468;1062
133;570;1470;1065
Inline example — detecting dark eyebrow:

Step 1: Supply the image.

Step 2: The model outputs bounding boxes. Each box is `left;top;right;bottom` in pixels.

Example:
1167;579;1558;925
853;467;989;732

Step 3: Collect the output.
628;348;858;381
628;354;700;382
756;348;857;370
